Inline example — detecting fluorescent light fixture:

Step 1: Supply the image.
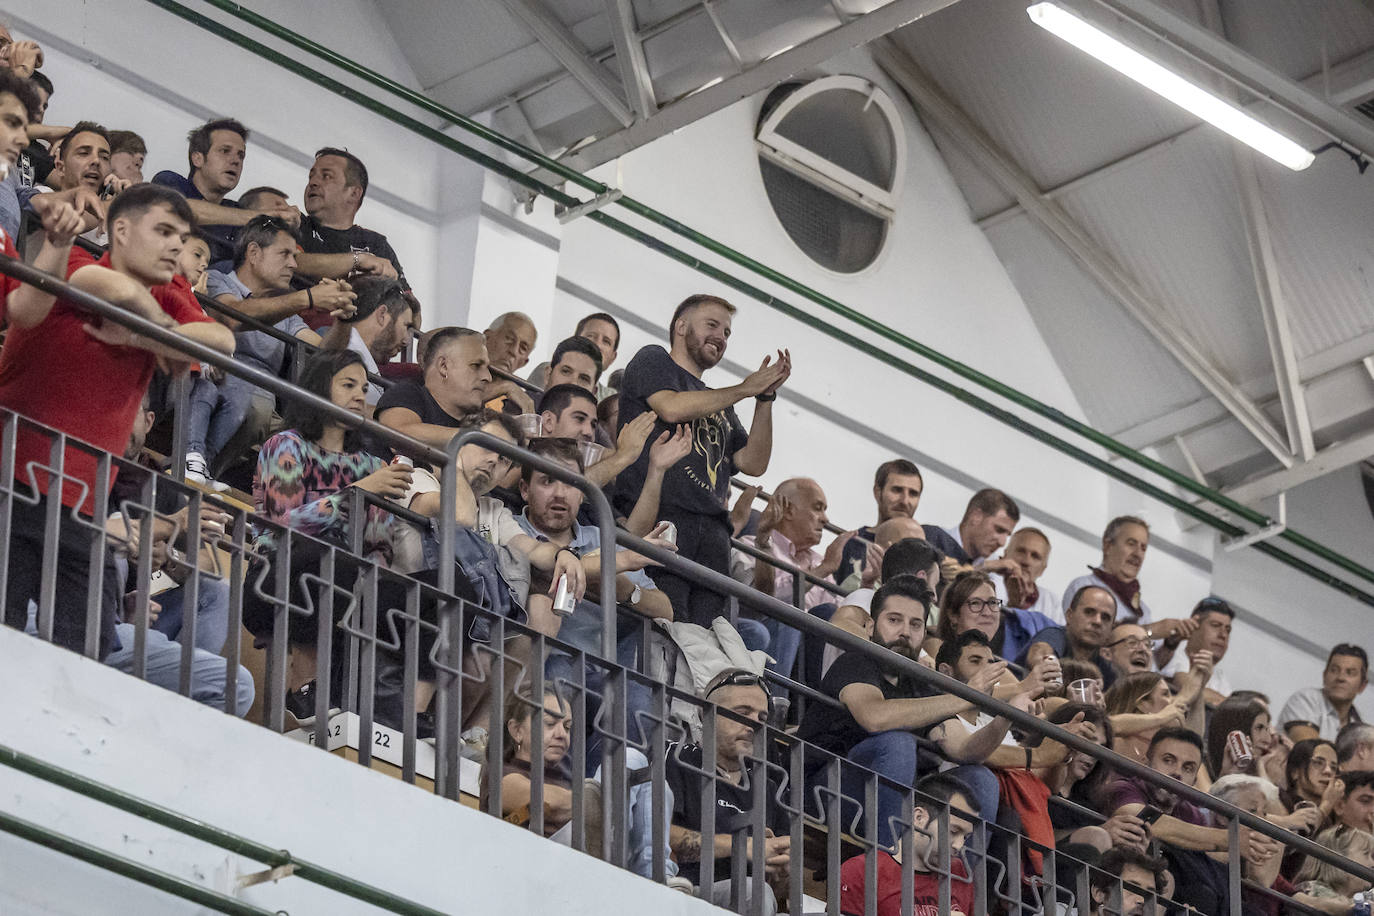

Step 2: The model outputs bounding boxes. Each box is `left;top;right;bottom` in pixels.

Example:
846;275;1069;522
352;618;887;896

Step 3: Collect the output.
1027;1;1315;170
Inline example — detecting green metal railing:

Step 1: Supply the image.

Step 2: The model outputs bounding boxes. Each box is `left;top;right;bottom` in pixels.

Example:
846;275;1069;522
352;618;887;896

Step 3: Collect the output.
0;744;446;916
141;0;1374;606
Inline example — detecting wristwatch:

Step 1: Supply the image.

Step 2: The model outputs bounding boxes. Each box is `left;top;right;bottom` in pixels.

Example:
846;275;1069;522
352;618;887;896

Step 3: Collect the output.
629;584;643;606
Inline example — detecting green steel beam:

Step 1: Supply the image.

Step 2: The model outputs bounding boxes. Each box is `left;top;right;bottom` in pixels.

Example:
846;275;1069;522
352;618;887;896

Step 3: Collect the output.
0;809;280;916
142;0;1374;604
0;744;447;916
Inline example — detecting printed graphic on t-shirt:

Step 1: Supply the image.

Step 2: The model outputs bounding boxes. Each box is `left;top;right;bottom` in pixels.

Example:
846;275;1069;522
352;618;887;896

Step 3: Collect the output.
689;409;735;493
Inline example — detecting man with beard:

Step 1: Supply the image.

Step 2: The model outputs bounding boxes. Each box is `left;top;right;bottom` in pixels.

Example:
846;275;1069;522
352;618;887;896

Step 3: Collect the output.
513;436;677;772
833;458;924;586
666;670;791;914
797;576;1004;848
615;293;791;626
1102;621;1154;680
320;277;416;406
837;772;977;916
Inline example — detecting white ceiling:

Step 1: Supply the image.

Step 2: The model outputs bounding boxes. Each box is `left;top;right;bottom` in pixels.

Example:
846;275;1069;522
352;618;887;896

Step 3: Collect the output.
365;0;1374;504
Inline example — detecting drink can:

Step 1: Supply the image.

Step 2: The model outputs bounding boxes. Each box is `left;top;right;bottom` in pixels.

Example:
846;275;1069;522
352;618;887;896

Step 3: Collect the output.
1043;652;1063;690
659;521;678;546
553;574;576;616
391;454;414;468
1226;730;1254;768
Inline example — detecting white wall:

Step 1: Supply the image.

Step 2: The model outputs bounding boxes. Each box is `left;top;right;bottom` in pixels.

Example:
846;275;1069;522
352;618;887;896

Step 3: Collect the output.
0;627;724;915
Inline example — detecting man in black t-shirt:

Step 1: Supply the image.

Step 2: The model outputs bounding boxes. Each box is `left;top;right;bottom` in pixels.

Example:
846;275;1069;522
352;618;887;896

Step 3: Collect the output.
613;294;791;626
797;577;1000;848
666;670;789;913
294;148;405;329
376;327;491;451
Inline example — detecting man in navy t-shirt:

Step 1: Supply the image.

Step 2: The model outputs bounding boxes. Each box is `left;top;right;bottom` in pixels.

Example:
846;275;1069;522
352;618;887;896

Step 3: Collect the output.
613;293;790;626
151;118;300;264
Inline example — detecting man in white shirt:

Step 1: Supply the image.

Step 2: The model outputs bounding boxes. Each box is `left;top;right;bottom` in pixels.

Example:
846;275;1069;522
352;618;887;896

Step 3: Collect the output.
988;527;1063;625
1279;643;1369;742
1160;597;1234;704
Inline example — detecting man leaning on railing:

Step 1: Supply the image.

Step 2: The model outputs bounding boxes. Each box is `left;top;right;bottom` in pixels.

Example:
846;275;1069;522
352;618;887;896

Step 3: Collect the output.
0;183;233;658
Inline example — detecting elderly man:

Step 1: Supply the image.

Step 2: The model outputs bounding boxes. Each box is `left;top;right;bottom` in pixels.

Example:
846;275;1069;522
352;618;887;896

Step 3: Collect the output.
731;477;851;679
989;527;1062;625
1279;643;1369;742
483;311;538;413
1337;722;1374;774
666;669;790;914
376;327;493;448
834;458;923;586
1102;621;1154;680
922;488;1021;574
615;293;790;626
1062;516;1197;668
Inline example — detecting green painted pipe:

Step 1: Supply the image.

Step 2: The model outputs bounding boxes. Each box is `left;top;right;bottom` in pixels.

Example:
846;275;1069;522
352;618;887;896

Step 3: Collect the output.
142;0;1374;602
0;744;447;916
0;808;281;916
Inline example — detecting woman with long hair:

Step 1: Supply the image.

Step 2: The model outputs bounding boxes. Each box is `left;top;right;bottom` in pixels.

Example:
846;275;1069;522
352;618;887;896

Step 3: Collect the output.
246;349;416;701
932;570;1061;697
1206;697;1285;781
1103;671;1190;763
482;687;685;887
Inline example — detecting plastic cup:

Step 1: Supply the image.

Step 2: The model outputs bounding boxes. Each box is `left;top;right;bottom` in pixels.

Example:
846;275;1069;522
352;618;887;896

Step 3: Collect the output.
516;414;544;438
1068;678;1103;706
578;440;608;468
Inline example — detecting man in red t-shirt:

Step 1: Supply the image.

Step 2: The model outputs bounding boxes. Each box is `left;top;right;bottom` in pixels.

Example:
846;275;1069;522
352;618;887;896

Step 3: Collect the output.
839;772;977;916
0;183;234;658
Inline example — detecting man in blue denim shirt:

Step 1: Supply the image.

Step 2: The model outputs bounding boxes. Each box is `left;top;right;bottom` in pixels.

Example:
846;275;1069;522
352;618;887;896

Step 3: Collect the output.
514;437;676;774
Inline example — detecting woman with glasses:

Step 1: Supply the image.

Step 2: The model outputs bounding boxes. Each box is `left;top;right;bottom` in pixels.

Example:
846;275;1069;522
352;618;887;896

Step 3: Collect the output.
931;570;1062;698
1276;738;1346;879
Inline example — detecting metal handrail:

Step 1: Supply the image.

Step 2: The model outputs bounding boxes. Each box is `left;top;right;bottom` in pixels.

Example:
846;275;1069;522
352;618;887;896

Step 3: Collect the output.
143;0;1374;604
729;534;849;598
4;261;1371;892
0;744;446;915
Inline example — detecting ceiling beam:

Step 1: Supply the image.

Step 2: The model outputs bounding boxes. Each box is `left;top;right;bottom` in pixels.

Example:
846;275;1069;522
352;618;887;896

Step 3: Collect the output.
1080;0;1374;158
1199;0;1314;460
544;0;968;176
875;37;1296;468
975;45;1374;229
1223;427;1374;505
601;0;657;119
500;0;634;128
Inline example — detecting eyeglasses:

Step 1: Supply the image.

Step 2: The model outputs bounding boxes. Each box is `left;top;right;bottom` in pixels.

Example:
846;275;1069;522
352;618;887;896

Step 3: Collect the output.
962;597;1002;616
246;214;292;233
1108;635;1153;650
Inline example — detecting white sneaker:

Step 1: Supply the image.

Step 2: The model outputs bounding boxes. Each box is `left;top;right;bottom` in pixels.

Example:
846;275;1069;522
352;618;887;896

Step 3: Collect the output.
184;451;210;484
666;876;694;895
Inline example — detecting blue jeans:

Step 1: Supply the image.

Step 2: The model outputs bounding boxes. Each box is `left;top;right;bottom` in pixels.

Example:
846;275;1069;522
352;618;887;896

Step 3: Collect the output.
186;373;261;466
152;576;231;654
944;763;1000;825
593;748;678;880
546;637;653;778
841;730;919;849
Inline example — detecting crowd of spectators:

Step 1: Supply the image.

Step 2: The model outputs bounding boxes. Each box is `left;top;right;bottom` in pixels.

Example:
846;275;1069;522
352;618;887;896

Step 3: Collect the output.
0;28;1371;915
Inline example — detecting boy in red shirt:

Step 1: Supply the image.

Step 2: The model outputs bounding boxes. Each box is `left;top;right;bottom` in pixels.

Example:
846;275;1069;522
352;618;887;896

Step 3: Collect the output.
839;772;976;916
0;183;234;658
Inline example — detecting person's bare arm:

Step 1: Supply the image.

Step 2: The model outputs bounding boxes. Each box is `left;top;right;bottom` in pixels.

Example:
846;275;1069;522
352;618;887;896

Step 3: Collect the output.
623;426;691;537
377;406;456;450
645;353;788;424
212;278;355;331
930;714;1014;764
1113;802;1226;851
733;399;774;478
840;682;980;733
7;199;81;328
295;250;398;282
588;411;655;488
83;317;235;365
500;772;573;829
615;575;672;620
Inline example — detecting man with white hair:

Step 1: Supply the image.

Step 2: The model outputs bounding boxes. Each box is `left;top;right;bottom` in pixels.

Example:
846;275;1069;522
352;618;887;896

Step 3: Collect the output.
483;311;538;414
1337;722;1374;774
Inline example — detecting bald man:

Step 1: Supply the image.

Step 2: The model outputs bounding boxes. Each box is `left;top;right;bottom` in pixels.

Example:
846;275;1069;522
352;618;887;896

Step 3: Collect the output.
730;477;852;679
483;311;538;414
989;527;1063;625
